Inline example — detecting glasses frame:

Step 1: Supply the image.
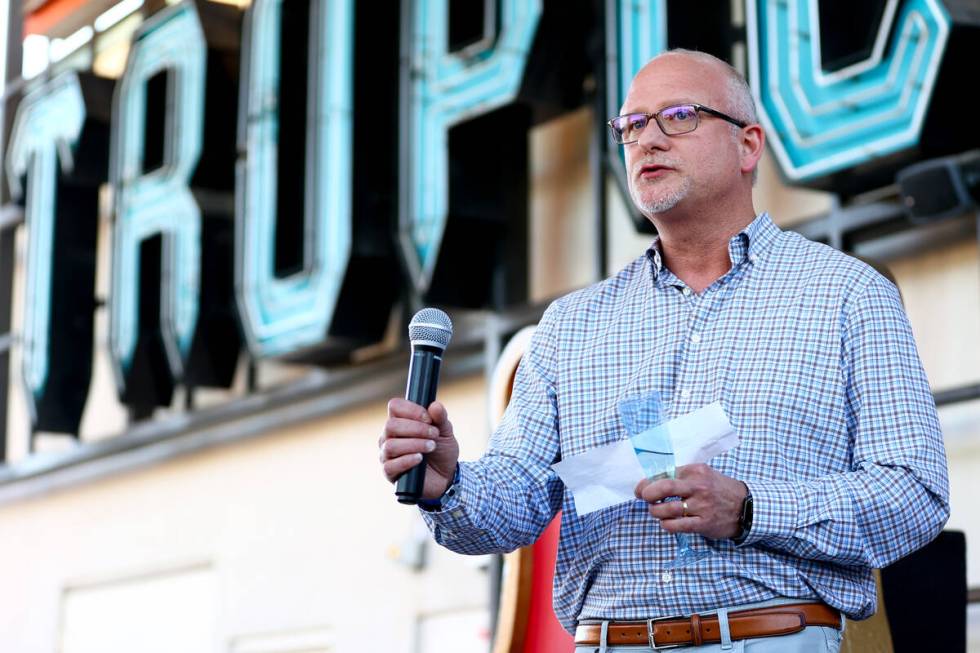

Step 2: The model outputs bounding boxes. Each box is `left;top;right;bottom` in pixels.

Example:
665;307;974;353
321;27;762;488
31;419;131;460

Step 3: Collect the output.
607;104;748;145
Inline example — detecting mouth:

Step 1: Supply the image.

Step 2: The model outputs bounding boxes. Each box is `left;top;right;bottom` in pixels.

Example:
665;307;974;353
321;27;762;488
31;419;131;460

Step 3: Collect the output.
638;164;674;180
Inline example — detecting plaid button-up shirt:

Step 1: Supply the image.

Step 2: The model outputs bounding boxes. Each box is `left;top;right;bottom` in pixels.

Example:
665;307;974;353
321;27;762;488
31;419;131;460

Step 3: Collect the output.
422;212;949;633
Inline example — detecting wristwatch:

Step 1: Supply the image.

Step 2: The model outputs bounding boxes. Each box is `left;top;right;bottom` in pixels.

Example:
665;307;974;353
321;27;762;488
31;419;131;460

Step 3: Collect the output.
417;464;460;512
731;487;753;545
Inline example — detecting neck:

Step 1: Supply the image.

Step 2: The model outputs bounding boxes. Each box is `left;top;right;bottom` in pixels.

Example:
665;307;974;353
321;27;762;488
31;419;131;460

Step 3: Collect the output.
651;205;758;294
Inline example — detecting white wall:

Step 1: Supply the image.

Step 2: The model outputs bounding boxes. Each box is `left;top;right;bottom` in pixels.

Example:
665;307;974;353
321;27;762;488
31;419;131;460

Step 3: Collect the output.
0;376;491;653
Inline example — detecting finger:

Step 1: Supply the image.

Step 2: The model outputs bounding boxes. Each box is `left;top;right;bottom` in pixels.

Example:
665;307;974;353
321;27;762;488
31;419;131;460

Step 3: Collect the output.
648;498;690;520
634;478;652;498
674;463;710;480
383;453;424;482
381;437;437;462
385;417;440;440
638;479;689;504
387;398;433;423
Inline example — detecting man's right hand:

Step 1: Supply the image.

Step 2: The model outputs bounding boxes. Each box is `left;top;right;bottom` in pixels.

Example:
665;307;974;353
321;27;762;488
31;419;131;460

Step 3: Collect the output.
379;398;460;500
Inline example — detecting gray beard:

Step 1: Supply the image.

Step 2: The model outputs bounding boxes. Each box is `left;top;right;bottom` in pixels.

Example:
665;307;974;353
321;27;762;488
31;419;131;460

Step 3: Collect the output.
629;175;692;215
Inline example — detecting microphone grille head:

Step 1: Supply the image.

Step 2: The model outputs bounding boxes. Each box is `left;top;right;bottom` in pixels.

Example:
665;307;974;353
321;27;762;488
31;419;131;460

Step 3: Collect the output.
408;308;453;350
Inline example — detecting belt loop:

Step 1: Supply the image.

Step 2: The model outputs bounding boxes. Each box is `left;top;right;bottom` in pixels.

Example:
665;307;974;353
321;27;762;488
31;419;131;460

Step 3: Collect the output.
691;613;703;646
717;608;733;650
598;620;609;653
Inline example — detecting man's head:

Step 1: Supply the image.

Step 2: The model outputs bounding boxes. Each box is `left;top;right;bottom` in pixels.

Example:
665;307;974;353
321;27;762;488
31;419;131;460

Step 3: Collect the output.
617;50;764;222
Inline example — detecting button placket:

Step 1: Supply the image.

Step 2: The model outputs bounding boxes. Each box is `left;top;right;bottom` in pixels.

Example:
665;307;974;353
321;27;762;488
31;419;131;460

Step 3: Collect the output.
673;292;716;408
677;262;750;408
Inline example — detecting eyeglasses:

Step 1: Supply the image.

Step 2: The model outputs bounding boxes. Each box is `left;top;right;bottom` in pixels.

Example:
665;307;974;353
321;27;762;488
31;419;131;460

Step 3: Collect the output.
607;104;747;144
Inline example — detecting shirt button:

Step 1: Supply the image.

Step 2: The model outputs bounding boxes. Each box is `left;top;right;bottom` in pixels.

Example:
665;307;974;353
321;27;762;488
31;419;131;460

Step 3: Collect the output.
682;287;692;296
749;254;758;263
690;334;701;345
680;389;691;399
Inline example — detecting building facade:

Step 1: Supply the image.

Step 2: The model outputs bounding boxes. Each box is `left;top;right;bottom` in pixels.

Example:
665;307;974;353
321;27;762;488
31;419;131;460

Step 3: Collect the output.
1;1;978;651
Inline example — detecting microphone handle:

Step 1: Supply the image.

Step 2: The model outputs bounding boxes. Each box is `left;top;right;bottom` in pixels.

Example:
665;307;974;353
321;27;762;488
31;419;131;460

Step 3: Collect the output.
396;345;443;504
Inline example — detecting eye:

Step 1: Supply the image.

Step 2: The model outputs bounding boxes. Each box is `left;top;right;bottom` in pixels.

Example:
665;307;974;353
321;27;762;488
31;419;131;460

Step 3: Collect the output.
664;106;696;122
626;114;647;134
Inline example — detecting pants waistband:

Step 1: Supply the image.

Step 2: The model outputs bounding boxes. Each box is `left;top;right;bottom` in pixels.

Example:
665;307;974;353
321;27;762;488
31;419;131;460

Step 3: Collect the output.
575;602;841;648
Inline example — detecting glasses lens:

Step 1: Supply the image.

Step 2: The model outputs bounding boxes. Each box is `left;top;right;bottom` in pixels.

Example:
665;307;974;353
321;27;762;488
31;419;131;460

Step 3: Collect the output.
658;105;699;134
610;114;648;144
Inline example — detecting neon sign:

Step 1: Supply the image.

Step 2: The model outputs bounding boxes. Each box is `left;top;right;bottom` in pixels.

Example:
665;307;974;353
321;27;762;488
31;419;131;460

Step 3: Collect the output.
3;0;967;434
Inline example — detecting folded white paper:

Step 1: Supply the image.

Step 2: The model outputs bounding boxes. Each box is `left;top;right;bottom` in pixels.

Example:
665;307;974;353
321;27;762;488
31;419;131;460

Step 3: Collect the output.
669;402;739;467
552;402;738;515
551;438;646;515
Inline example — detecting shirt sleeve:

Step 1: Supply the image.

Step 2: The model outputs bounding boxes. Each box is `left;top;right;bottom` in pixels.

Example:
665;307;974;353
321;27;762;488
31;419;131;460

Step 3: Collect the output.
741;274;950;567
419;299;566;554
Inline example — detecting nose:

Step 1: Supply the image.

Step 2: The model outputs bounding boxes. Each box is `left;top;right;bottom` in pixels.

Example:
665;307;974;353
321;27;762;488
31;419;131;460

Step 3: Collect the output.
634;119;671;152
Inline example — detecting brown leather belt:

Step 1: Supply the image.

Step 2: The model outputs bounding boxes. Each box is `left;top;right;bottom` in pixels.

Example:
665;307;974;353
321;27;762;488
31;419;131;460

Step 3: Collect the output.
575;603;841;649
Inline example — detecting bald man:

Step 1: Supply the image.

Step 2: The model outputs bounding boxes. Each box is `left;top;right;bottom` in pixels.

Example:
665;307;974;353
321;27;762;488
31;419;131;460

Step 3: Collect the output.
379;50;948;652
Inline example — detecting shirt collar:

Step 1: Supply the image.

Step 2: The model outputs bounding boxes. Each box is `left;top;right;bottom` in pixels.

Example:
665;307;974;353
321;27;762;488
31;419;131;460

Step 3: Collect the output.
644;212;780;281
740;211;780;262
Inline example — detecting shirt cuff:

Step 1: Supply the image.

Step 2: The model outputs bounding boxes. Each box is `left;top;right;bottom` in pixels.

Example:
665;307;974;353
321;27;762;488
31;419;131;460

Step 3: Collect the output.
418;463;483;536
737;479;802;547
418;463;461;511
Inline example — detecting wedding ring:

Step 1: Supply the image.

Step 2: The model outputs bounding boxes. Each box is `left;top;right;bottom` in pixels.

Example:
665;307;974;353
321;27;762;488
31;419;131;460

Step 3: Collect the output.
682;501;689;517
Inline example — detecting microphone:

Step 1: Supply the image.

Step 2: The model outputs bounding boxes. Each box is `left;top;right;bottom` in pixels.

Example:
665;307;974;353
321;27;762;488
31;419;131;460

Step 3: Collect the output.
395;308;453;504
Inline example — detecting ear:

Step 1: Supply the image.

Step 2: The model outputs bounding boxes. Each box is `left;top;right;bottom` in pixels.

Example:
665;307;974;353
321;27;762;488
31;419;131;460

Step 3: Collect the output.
738;123;765;176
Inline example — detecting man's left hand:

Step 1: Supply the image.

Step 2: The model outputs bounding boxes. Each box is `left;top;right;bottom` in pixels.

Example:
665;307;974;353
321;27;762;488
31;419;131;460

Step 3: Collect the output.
634;464;748;540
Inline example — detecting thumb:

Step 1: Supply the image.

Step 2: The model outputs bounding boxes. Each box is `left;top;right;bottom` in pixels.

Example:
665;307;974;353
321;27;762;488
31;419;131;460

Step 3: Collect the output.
427;401;453;435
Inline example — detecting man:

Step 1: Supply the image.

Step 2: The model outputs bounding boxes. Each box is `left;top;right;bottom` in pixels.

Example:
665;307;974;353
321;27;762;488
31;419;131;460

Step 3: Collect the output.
379;50;949;651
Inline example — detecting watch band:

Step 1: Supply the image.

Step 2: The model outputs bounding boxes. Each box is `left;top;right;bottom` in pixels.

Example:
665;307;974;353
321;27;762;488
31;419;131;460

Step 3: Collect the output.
418;464;460;511
732;488;753;545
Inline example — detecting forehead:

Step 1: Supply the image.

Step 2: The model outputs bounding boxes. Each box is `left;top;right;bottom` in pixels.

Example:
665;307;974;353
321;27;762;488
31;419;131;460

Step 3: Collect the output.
620;55;726;113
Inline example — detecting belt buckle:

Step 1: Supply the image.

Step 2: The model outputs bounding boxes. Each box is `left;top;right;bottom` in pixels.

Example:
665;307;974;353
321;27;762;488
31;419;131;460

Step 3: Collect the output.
646;616;684;650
